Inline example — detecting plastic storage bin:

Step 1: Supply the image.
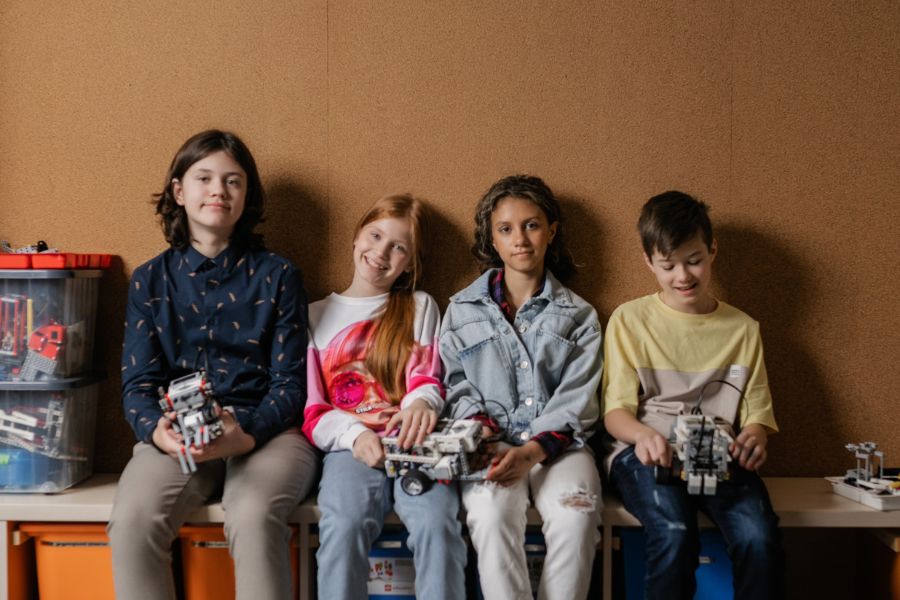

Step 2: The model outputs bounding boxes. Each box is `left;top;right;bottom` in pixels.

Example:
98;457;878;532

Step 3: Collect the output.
18;523;115;600
368;532;416;599
0;253;112;270
0;269;104;381
620;528;734;600
0;379;99;492
180;525;300;600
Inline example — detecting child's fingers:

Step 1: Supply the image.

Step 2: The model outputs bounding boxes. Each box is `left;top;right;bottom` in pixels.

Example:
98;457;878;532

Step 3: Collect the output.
399;412;420;448
384;412;402;436
414;412;433;446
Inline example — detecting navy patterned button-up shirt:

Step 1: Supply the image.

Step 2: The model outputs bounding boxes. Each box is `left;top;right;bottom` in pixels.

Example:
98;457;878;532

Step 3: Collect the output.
121;244;308;446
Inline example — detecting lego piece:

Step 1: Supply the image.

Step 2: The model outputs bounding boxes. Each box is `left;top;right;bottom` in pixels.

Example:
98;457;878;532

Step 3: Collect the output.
382;419;488;495
656;414;734;496
158;371;224;474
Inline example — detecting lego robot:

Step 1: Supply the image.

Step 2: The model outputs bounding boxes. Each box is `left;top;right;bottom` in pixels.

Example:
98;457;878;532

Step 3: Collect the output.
843;442;900;496
382;418;488;495
655;414;734;496
158;371;224;474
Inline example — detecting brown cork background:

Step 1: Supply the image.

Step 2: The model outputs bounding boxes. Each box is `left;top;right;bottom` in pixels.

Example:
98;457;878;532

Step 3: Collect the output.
0;1;897;479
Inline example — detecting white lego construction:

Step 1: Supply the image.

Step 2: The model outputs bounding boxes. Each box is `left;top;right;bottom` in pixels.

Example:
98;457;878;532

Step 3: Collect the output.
0;396;68;459
382;419;487;495
158;371;224;474
657;414;733;496
827;442;900;511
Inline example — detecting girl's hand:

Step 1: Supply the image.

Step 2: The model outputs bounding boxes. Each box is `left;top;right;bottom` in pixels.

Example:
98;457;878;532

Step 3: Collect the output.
730;423;768;471
384;399;437;449
190;410;256;462
634;429;672;467
151;412;185;458
352;430;386;468
486;441;546;486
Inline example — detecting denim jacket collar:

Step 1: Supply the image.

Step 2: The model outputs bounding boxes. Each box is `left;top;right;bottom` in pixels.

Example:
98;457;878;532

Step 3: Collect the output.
450;268;577;309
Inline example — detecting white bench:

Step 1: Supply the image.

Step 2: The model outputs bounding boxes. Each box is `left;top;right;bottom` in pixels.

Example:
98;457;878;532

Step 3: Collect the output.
1;475;899;600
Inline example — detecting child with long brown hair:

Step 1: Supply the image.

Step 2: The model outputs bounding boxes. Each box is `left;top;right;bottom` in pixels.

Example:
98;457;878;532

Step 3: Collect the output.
302;194;466;600
441;175;603;600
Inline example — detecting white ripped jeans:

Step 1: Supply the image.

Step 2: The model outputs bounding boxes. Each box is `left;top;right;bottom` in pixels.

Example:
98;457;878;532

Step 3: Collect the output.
462;446;602;600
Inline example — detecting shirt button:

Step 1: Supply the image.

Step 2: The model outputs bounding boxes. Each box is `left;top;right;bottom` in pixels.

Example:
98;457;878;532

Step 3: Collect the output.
524;397;534;406
518;324;528;333
519;431;531;441
518;360;529;369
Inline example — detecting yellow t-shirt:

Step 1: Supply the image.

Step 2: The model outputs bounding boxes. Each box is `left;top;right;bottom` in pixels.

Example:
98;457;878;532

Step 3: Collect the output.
601;293;778;471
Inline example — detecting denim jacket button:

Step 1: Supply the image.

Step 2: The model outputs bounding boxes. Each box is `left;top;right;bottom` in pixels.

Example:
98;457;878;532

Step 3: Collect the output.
519;431;531;441
518;324;528;333
518;360;529;369
524;397;534;406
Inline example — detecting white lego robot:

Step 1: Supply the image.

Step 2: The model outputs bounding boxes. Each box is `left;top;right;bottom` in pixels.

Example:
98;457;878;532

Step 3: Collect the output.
158;371;224;474
382;419;488;495
656;414;733;496
826;442;900;510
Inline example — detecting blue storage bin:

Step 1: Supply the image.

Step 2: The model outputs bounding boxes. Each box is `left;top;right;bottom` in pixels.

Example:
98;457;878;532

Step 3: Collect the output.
620;528;734;600
368;532;415;599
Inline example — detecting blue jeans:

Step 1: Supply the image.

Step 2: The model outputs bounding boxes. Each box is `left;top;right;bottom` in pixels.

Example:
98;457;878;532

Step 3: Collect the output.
610;446;783;600
316;451;466;600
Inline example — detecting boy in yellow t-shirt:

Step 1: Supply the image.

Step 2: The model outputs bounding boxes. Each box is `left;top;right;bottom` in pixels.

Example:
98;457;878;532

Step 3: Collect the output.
602;191;783;600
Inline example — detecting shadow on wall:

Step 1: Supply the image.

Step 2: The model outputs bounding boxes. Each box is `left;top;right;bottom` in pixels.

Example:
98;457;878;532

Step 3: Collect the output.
559;194;610;322
423;205;479;309
715;224;837;476
264;178;329;301
94;255;132;472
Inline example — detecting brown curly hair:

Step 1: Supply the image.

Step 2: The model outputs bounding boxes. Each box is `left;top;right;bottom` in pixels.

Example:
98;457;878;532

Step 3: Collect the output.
472;174;575;281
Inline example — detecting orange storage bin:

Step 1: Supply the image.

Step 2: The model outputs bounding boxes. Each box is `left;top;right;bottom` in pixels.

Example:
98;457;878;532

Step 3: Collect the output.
179;525;300;600
18;523;114;600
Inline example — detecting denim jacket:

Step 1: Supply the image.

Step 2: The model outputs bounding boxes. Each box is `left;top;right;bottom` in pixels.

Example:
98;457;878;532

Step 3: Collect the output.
440;269;603;448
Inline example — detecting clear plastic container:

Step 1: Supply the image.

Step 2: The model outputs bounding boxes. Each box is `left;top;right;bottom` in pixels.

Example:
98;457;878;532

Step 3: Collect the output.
0;269;103;381
0;378;99;492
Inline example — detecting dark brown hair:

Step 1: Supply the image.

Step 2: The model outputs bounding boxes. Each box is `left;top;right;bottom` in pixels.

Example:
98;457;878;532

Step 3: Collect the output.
472;174;575;281
155;130;266;250
638;190;713;258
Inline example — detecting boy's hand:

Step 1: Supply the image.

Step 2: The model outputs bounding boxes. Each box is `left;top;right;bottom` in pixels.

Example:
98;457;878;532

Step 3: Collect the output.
384;399;437;449
634;429;672;467
353;429;386;468
486;441;546;486
151;412;185;458
190;410;256;462
730;423;768;471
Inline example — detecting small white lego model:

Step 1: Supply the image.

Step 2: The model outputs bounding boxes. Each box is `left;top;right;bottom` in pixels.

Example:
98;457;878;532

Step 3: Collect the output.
657;414;733;496
0;397;69;459
826;442;900;511
382;419;488;495
158;371;224;474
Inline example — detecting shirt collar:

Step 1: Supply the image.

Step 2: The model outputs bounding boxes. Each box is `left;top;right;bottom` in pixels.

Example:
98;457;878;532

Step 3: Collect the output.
179;244;242;274
452;268;575;309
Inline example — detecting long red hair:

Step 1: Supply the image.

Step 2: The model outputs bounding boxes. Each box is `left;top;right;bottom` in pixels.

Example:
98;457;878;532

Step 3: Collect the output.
355;194;430;402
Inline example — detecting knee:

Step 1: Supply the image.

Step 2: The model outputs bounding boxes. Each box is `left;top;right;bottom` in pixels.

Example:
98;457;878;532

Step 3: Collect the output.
729;524;779;559
224;503;285;540
109;500;159;540
644;524;697;561
318;504;379;543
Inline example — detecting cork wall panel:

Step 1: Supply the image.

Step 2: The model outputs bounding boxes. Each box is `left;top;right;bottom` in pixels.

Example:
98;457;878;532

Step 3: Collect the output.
728;1;900;474
0;0;329;471
0;1;897;475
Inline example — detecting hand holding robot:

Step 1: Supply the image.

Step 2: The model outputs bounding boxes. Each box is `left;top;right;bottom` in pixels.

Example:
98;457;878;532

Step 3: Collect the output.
156;371;225;474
